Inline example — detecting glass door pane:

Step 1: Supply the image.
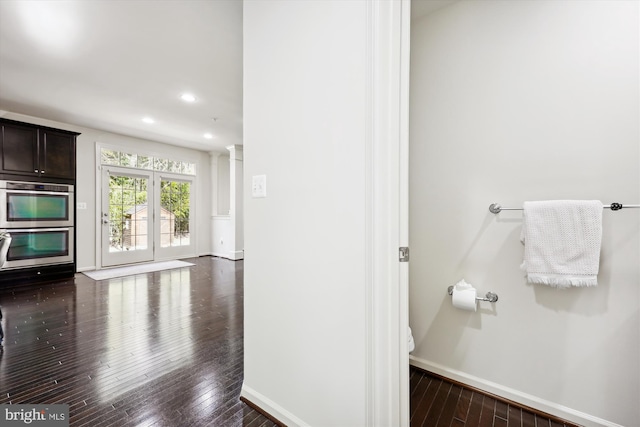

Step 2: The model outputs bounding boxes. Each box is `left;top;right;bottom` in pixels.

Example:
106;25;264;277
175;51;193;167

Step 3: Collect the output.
8;229;69;260
102;167;153;267
155;175;195;260
8;193;69;221
159;180;190;248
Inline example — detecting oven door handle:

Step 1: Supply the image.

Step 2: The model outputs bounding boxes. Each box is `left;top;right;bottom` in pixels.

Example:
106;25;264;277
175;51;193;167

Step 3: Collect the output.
7;228;71;233
6;190;71;197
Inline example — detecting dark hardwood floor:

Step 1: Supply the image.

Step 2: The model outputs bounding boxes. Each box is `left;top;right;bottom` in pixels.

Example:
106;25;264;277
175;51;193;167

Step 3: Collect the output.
0;257;277;427
410;368;581;427
1;256;583;427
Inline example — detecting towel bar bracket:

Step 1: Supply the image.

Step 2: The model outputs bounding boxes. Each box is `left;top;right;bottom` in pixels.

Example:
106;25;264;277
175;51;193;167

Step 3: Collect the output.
489;203;502;214
447;285;499;303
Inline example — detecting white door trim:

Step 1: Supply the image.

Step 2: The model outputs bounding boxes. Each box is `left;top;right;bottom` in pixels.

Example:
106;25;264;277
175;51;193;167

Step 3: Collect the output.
95;142;102;270
398;0;411;423
365;0;410;425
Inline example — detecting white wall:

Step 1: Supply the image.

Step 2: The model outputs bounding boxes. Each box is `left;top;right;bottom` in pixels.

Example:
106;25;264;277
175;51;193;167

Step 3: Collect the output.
409;1;639;426
242;1;370;425
211;216;231;258
0;111;213;270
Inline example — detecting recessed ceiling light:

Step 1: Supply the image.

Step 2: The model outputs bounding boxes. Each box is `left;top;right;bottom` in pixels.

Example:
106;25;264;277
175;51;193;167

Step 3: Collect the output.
142;117;154;124
181;93;196;102
203;133;214;139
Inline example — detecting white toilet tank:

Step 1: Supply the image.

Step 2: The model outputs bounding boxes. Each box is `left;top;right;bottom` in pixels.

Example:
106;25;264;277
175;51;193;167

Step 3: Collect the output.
408;327;415;353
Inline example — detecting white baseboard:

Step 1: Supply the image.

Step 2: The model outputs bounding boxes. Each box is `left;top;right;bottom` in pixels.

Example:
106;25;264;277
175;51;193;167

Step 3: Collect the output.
210;251;242;260
241;384;309;427
76;266;96;273
409;356;623;427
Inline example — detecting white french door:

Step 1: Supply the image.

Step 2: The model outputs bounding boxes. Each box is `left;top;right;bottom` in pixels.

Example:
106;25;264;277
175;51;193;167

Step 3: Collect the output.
101;167;195;268
101;167;154;267
154;173;194;261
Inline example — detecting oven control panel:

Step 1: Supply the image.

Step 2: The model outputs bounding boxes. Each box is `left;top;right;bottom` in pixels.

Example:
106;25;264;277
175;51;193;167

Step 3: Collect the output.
1;181;73;193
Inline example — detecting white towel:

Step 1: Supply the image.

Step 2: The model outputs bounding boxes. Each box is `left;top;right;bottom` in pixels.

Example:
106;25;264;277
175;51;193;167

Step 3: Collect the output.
520;200;602;288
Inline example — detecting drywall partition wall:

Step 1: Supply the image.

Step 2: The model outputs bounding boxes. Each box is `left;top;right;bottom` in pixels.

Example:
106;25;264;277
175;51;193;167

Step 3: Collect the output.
408;1;639;426
243;2;368;425
0;111;213;270
243;0;409;425
211;216;231;258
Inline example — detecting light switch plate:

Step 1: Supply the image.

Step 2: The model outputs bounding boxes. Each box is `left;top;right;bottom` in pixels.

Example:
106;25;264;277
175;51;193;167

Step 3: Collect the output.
252;175;266;198
77;202;87;210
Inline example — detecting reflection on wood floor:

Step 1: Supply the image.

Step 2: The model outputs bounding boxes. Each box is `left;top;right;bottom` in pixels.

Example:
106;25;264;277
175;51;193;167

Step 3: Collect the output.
410;368;581;427
0;257;278;427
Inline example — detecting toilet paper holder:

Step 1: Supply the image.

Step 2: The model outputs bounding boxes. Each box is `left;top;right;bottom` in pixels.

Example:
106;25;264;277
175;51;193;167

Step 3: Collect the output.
447;286;499;303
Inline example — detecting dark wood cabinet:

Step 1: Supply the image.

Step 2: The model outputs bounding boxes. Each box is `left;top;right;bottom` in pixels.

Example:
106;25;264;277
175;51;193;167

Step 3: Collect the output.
1;122;38;176
0;118;78;182
40;128;76;179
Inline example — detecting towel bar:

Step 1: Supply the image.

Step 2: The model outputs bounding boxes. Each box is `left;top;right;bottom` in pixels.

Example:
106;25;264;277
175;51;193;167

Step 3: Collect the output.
489;202;640;214
447;285;498;303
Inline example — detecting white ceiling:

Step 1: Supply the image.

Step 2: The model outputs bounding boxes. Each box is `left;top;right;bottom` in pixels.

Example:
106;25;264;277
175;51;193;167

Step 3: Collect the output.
0;0;242;152
0;1;455;154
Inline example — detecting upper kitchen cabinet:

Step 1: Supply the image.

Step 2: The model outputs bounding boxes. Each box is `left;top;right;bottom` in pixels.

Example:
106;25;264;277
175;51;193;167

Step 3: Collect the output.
0;119;79;182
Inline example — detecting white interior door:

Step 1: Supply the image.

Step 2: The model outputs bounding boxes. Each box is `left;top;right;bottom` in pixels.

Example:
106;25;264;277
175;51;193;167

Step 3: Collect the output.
101;166;154;267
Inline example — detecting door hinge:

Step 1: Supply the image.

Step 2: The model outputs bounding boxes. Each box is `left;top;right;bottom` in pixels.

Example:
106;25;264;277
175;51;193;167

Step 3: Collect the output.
399;247;409;262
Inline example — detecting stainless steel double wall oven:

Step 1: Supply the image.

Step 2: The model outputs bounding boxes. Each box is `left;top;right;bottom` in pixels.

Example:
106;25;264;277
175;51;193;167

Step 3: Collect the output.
0;180;74;269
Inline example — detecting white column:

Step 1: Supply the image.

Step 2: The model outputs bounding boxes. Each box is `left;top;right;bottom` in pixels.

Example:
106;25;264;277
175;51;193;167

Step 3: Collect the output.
210;152;221;216
226;145;243;260
210;152;220;257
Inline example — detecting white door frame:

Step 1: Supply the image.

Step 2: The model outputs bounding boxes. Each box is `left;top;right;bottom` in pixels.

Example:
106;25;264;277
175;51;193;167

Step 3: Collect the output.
366;0;410;425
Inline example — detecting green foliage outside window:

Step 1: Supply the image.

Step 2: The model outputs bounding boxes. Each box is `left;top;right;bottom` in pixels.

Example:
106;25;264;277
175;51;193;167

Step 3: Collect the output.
100;148;195;174
160;180;190;236
102;148;193;250
109;175;148;249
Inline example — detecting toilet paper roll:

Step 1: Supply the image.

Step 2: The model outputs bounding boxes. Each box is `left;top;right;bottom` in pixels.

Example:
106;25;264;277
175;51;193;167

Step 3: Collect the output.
452;286;477;312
